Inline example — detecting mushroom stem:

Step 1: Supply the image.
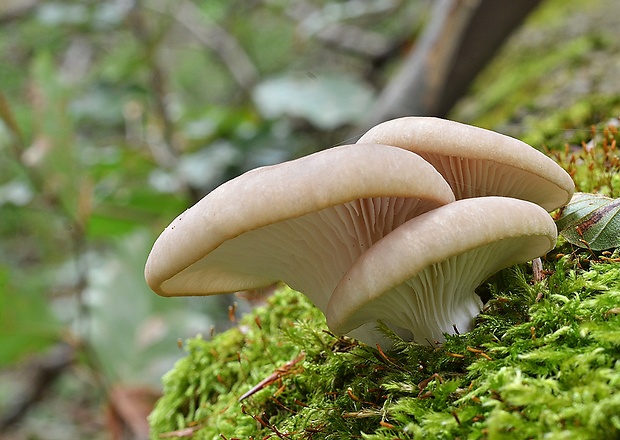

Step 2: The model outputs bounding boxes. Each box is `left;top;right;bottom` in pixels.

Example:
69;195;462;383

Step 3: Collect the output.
178;196;439;310
532;257;544;282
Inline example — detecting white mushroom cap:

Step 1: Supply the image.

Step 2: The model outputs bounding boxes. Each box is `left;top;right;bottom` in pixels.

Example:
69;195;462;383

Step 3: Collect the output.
145;144;455;311
357;117;574;211
326;196;557;346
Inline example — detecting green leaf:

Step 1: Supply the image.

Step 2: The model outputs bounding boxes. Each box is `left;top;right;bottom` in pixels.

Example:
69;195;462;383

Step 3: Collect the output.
0;266;60;366
556;192;620;250
252;73;374;129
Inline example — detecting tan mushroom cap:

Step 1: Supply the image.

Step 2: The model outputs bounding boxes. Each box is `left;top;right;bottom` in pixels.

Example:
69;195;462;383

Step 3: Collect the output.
326;196;558;346
357;117;574;211
145;143;455;311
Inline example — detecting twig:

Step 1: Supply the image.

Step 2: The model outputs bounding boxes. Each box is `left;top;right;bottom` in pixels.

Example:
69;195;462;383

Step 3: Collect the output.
238;352;305;402
169;0;259;91
126;0;179;167
305;22;393;59
274;0;397;59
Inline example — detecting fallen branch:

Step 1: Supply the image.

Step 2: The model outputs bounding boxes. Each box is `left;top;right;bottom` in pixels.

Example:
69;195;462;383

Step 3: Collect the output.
357;0;542;131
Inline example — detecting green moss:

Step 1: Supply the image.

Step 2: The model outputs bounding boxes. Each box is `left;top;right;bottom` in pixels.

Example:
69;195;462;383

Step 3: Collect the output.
518;96;620;150
451;0;620;139
148;286;329;438
150;255;620;439
460;34;600;128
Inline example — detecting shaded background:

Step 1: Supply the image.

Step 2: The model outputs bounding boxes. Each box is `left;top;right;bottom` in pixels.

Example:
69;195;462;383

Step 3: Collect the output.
1;0;619;438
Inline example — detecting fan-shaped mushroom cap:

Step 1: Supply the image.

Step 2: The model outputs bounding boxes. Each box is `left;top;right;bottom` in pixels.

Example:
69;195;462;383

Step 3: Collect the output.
357;117;574;211
327;196;557;346
145;144;455;311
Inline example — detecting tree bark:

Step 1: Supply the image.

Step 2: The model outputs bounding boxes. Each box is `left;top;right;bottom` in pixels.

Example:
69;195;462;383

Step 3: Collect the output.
358;0;543;132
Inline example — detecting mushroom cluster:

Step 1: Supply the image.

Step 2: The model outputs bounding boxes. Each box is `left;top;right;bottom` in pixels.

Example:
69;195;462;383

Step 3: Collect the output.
145;117;574;346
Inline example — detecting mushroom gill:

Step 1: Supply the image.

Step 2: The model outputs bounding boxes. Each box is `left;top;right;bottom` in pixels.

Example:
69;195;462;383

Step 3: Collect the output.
357;116;575;211
327;197;558;346
145;144;455;312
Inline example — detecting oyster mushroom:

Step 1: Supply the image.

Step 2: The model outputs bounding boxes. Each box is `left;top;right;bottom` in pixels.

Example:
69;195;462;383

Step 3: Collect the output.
357;116;574;211
145;144;455;312
326;196;558;346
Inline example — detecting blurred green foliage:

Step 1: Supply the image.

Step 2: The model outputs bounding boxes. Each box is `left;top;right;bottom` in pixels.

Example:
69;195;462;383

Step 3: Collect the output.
0;0;426;436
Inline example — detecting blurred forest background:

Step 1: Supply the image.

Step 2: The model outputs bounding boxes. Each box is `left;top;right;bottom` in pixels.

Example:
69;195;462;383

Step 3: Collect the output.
0;0;619;439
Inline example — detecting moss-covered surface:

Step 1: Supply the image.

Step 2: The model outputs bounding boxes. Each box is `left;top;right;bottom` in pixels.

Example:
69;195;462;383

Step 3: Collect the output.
150;262;620;439
452;0;620;142
149;120;620;439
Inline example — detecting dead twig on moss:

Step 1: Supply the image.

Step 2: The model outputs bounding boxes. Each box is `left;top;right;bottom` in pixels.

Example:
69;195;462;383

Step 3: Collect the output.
238;352;305;402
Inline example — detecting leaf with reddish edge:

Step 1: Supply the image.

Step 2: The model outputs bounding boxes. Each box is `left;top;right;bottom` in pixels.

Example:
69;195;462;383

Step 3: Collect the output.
556;192;620;250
